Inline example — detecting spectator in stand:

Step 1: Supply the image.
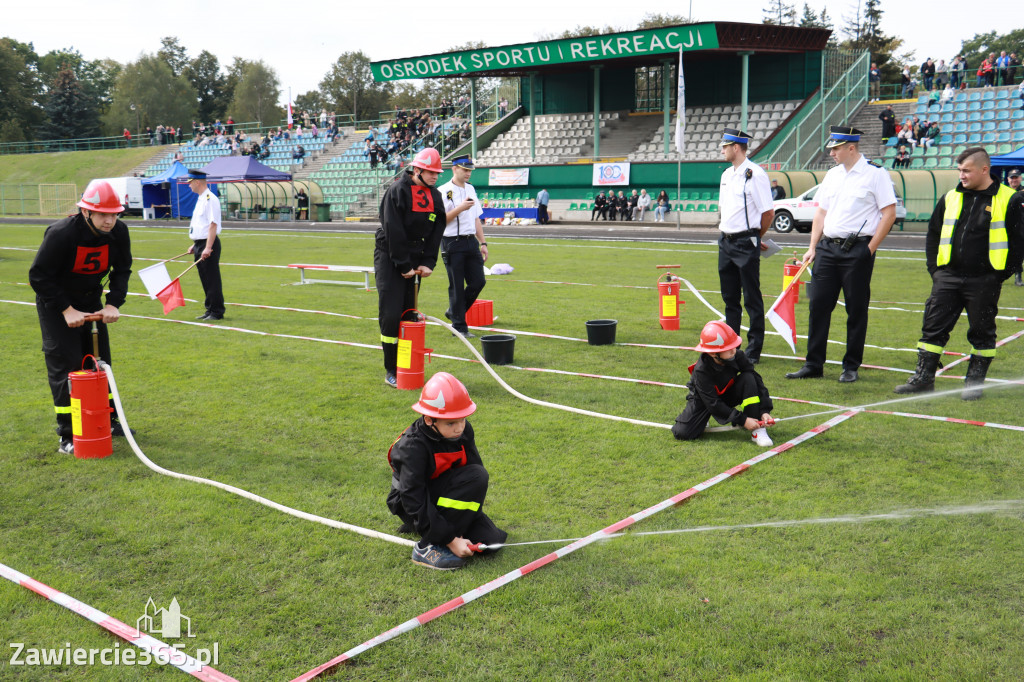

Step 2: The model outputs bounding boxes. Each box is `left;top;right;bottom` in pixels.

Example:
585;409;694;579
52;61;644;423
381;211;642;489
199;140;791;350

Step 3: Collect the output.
921;122;941;152
373;143;388;169
292;144;305;162
226;117;234;135
996;51;1010;86
893;145;911;169
897;121;917;150
634;189;651;220
174;150;184;162
654;190;671;222
957;56;969;89
977;55;994;87
934;59;948;89
940;83;955;109
123;128;131;147
771;179;786;200
319;109;327;128
499;97;508;117
1009;53;1021;85
147;126;154;145
869;63;881;102
921;58;935;91
156;124;164;145
249;142;261;158
901;66;913;98
591;191;609;220
1018;80;1024;110
879;105;897;143
627;189;639;221
926;88;942;110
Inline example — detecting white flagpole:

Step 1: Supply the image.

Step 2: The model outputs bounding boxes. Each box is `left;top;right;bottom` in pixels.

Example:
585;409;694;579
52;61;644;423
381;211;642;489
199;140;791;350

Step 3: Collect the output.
675;47;685;230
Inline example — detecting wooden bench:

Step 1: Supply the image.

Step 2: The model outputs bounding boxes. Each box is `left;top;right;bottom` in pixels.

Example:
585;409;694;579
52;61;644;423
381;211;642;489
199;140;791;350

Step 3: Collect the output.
288;264;375;290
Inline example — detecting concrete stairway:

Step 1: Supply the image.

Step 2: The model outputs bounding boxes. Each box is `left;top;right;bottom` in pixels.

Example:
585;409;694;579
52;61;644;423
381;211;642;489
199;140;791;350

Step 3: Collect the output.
810;100;917;165
577;112;662;159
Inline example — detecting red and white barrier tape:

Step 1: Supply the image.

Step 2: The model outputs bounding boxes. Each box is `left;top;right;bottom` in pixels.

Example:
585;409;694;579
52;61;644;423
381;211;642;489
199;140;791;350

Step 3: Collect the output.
864;410;1024;432
0;562;237;681
289;410;859;681
935;328;1024;376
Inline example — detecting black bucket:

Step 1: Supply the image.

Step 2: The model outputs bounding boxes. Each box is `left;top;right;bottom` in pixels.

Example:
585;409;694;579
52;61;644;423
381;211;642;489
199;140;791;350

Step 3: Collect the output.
803;280;813;303
585;319;618;345
481;334;516;365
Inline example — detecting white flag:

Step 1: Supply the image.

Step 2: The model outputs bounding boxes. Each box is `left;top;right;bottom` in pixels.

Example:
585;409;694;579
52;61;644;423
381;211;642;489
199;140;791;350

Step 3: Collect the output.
674;47;686;155
138;262;172;300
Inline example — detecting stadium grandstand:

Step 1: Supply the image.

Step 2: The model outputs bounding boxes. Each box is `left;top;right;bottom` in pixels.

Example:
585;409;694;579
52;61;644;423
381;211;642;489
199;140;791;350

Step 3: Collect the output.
109;21;1023;222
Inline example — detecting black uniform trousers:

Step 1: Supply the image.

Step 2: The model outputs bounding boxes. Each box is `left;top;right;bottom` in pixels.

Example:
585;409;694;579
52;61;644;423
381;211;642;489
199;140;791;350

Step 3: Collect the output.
591;204;608;220
672;372;773;441
193;237;225;317
374;240;420;373
441;236;486;333
537;204;549;224
389;464;507;546
718;232;765;360
37;295;112;440
806;238;875;371
920;269;1001;352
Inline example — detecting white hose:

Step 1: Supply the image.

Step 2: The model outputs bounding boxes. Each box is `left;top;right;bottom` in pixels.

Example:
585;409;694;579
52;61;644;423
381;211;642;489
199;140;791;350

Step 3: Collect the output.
428;316;672;431
100;361;415;547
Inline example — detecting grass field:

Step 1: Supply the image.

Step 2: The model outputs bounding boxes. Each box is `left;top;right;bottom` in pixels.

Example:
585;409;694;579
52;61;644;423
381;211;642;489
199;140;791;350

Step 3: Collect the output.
2;222;1023;680
0;148;165;189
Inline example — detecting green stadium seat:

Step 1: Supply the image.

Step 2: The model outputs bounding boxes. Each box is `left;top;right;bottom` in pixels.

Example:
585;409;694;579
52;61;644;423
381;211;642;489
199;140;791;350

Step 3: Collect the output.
569;202;579;211
677;191;689;201
684;203;696;212
708;202;718;212
700;192;711;201
924;157;939;169
669;191;678;200
696;203;708;212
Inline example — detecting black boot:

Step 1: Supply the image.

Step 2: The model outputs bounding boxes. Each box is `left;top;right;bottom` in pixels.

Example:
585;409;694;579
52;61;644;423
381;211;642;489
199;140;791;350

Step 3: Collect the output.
961;355;993;401
1015;271;1023;286
894;349;940;394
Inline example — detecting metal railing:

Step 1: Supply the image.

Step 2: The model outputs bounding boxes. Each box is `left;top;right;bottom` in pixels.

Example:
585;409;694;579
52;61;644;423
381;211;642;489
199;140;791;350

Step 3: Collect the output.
756;49;870;170
0;121;264;156
0;183;78;216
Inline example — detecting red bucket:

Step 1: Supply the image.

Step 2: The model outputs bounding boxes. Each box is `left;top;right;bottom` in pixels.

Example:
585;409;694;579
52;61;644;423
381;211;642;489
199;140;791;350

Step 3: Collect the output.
783;257;802;304
396;310;432;391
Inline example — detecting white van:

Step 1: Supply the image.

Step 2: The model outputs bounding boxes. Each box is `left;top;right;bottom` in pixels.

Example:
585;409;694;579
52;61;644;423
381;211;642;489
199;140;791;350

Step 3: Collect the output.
93;176;143;215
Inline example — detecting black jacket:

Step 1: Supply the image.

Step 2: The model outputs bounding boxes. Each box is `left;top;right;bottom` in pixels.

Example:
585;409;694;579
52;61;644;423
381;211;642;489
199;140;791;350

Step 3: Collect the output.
686;350;772;426
926;181;1023;278
377;172;444;274
29;213;132;312
387;417;484;547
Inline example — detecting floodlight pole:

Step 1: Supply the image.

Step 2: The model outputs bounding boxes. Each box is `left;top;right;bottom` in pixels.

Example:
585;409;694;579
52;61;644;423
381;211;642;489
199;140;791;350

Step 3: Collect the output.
592;66;601;159
740;51;753;133
529;73;536;161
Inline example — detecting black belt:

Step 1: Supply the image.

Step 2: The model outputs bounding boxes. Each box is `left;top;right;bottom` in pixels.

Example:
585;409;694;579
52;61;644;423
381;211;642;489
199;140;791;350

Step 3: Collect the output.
442;234;476;241
822;236;871;245
722;230;758;241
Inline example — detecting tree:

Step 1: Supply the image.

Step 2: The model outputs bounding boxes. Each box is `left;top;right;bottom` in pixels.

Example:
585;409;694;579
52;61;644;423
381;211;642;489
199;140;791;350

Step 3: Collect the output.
763;0;797;26
185;50;229;122
158;37;189;77
840;0;906;83
37;49;119;125
319;51;392;121
636;13;691;28
0;38;43;140
294;90;325;116
960;28;1024;68
39;65;100;139
228;60;281;125
102;53;197;135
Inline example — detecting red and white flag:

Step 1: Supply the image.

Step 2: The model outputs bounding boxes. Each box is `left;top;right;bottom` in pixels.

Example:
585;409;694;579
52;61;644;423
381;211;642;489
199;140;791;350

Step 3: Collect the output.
287;101;293;129
766;282;798;353
155;279;185;314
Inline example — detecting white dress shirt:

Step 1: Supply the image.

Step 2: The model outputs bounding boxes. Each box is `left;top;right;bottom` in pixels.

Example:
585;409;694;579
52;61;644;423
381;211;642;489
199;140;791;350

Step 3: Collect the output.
816;155;896;238
718;158;773;235
438;180;482;237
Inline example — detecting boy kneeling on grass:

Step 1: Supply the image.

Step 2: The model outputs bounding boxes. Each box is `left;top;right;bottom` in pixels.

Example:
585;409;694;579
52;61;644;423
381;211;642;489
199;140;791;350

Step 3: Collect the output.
673;320;775;446
387;372;507;570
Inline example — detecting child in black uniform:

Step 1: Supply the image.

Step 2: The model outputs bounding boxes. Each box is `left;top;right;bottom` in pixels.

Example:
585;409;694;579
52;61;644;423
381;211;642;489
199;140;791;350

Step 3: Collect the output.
387;372;507;570
673;320;775;446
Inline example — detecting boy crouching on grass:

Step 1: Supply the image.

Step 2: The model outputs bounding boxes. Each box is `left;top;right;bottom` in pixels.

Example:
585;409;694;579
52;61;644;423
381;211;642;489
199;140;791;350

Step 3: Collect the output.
673;320;775;446
387;372;507;570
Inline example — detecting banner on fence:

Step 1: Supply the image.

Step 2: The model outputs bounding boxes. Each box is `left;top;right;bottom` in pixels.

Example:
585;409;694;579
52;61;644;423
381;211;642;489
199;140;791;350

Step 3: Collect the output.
488;168;530;186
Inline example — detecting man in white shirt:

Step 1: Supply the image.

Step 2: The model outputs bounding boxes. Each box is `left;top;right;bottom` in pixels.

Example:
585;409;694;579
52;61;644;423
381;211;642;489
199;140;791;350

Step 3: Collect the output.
786;126;896;383
717;128;774;363
438;156;488;338
186;170;225;320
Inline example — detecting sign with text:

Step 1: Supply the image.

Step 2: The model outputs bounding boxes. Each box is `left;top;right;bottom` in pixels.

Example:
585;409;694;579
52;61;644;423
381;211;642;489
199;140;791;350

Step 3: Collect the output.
593;162;631;187
371;24;718;81
488;168;530;186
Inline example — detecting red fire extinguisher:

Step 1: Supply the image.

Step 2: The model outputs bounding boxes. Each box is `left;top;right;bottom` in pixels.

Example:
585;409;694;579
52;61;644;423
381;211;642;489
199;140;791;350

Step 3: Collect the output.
656;265;685;330
69;353;113;459
783;256;803;304
396;309;433;391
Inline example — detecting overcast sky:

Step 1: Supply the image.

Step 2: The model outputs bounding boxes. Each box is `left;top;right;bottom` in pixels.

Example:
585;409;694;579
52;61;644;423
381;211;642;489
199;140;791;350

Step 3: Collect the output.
6;0;1006;106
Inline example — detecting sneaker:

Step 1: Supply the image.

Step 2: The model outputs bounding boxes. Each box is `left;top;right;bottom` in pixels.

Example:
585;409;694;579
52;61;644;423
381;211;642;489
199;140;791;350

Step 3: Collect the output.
58;438;74;455
384;372;397;388
751;428;773;447
411;543;465;570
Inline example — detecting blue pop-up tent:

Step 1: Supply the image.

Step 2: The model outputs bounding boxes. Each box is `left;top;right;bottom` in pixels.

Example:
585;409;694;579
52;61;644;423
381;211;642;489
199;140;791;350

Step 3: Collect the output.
991;145;1024;172
141;160;218;218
